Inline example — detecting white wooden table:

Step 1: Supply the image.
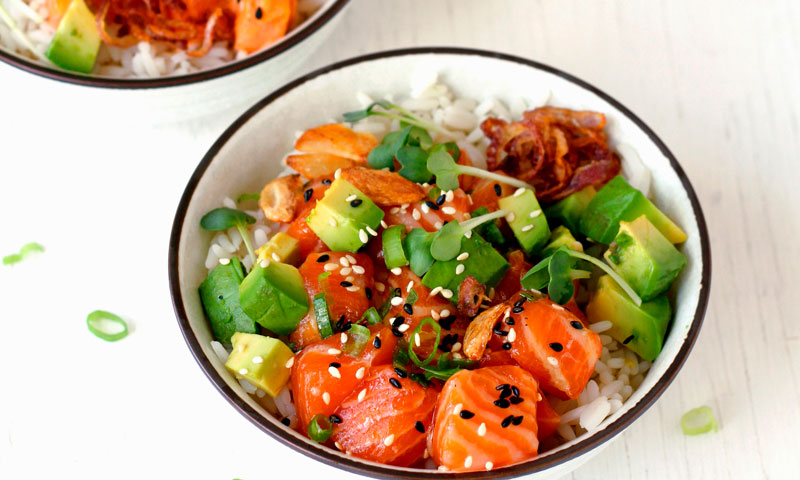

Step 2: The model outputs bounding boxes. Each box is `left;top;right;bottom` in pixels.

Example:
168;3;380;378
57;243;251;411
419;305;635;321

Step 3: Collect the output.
1;1;798;479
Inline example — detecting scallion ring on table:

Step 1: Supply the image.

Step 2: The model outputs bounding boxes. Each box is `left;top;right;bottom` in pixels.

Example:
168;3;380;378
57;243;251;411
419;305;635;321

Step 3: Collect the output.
86;310;129;342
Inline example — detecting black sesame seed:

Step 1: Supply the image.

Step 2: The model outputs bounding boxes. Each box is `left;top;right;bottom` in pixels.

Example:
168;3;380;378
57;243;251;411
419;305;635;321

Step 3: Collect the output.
394;367;408;378
499;388;511;399
217;295;223;300
322;178;332;185
570;320;584;330
501;415;514;428
392;328;403;337
365;287;372;300
281;417;291;426
255;6;262;18
335;315;345;330
494;184;502;196
342;322;352;331
392;316;404;328
512;306;524;314
509;396;523;405
393;287;402;297
435;194;446;206
415;421;425;433
403;303;413;314
493;398;510;408
329;362;341;368
495;384;510;391
303;188;313;202
340;281;353;287
424;200;439;211
505;317;515;325
459;410;475;419
502;342;512;350
350;199;363;208
514;298;526;308
329;414;343;424
316;254;330;263
493;327;508;336
623;335;635;345
511;386;520;397
511;415;523;426
439;316;456;330
389;378;402;389
549;342;564;352
373;336;382;348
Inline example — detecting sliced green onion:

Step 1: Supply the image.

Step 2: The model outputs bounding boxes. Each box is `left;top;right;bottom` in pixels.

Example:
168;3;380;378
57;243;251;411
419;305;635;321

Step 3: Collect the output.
378;297;393;319
420;353;477;381
406;288;418;305
308;414;333;443
19;242;44;256
313;293;333;339
236;193;260;203
382;225;409;269
343;324;371;357
86;310;129;342
318;271;331;282
566;250;643;306
681;406;718;435
361;307;382;325
393;340;411;368
2;253;22;266
408;318;441;367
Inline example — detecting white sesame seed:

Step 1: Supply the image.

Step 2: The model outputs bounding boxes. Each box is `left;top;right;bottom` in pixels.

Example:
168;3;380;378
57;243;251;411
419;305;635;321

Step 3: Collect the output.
251;356;263;364
504;307;512;318
438;466;449;472
338;258;349;268
390;207;400;214
390;267;402;275
445;190;454;202
322;392;331;404
464;231;472;238
359;229;369;243
335;441;343;450
325;263;339;272
455;264;465;275
441;289;454;299
414;333;421;347
434;221;444;230
383;434;395;446
356;366;366;379
506;212;516;223
218;257;231;265
268;253;279;262
346;285;360;292
329;366;341;378
431;310;441;320
285;357;295;368
430;286;443;296
328;348;341;355
346;276;355;282
352;265;365;274
358;388;367;401
451;342;462;352
456;252;469;261
453;403;463;416
366;226;378;236
334;168;341;179
423;448;430;459
464;456;473;468
375;282;386;292
441;309;451;317
345;194;357;202
452;352;463;359
537;393;543;402
422;183;429;188
329;217;337;227
508;328;517;342
340;333;348;343
346;254;357;264
485;461;494;471
391;296;403;306
259;259;270;268
238;368;248;375
380;220;388;229
529;209;542;218
398;324;410;333
442;206;456;215
412;209;421;220
406;280;414;292
547;356;559;366
401;203;409;209
514;187;527;197
552;304;565;311
478;422;487;436
521;224;534;232
421;203;430;214
467;194;474;205
340;267;352;275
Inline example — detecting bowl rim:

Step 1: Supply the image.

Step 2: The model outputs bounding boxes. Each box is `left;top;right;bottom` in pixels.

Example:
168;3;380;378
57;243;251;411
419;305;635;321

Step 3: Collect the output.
168;46;711;479
0;0;350;89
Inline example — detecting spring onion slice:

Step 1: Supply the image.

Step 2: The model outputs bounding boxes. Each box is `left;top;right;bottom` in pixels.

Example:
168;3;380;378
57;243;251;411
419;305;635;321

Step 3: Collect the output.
343;324;370;357
566;250;643;306
681;406;718;435
0;3;48;62
361;307;382;325
420;353;477;381
308;414;333;443
86;310;129;342
393;341;411;368
313;293;333;339
408;318;441;367
236;193;260;203
2;253;23;265
19;242;44;256
406;288;418;305
382;225;408;269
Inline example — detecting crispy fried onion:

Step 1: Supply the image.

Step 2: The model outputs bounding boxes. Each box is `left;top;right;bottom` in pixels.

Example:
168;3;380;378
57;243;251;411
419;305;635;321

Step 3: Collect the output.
481;107;621;202
457;276;487;318
462;302;507;361
93;0;234;53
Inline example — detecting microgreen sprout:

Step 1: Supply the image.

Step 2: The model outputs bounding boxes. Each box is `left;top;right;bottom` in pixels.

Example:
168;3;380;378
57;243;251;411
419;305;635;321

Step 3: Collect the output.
236;193;260;203
200;207;257;264
3;242;45;266
367;125;434;183
343;100;447;135
430;209;509;261
427;148;531;191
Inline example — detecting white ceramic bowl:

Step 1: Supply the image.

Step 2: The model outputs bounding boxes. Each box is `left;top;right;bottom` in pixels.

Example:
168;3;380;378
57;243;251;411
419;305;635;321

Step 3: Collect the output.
0;0;350;123
169;48;711;479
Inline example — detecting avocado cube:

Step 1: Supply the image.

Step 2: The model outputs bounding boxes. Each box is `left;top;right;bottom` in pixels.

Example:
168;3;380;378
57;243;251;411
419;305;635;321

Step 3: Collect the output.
498;189;550;255
544;186;596;233
541;225;584;257
306;178;384;252
198;258;257;344
255;232;300;266
422;232;510;301
586;275;671;361
604;215;686;301
579;176;687;244
45;0;101;73
239;260;308;336
471;206;506;247
225;333;294;397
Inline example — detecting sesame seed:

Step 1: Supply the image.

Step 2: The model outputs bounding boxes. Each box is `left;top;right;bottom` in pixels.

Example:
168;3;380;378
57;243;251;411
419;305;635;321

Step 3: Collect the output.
391;296;403;306
345;254;356;264
430;286;443;296
464;231;473;239
358;229;368;243
502;342;512;350
415;421;425;433
434;221;444;230
366;226;378;236
467;194;473;205
339;333;348;344
218;257;230;265
340;280;353;287
456;252;469;261
398;324;410;332
328;348;341;355
453;403;463;416
400;203;409;209
529;209;542;218
506;212;516;223
329;217;337;227
403;303;413;314
389;378;402;389
412;209;421;220
441;309;451;317
623;334;635;344
329;366;341;378
508;328;517;342
269;252;280;262
391;316;404;327
549;342;563;352
316;254;330;263
451;342;462;352
459;409;475;419
324;262;338;271
285;357;294;368
424;448;430;459
513;187;526;197
322;392;331;404
494;184;502;196
552;304;565;311
455;264;465;275
356;366;366;379
509;396;524;405
259;259;270;268
438;466;449;472
442;206;456;215
350;199;363;208
380;220;388;228
435;194;446;206
390;207;399;214
340;267;352;276
420;203;430;214
406;280;414;292
357;388;367;402
255;6;263;18
425;200;439;211
485;461;494;471
478;422;487;436
251;356;263;364
238;368;248;375
345;194;357;202
547;356;559;366
281;417;290;426
346;285;359;292
501;415;514;427
521;224;534;232
464;456;473;468
394;367;408;378
414;333;421;347
390;267;402;275
335;441;343;450
383;434;395;446
334;168;341;179
431;310;441;320
441;289;454;299
375;282;386;292
445;190;454;202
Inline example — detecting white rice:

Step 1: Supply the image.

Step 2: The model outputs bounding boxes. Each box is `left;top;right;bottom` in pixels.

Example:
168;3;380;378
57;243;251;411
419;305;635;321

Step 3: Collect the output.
0;0;323;78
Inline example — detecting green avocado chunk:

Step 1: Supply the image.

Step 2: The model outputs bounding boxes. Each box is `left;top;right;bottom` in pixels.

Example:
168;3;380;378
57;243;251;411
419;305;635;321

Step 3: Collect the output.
199;258;256;344
541;225;584;257
225;333;294;397
45;0;101;74
544;186;596;233
422;232;509;301
471;206;506;247
498;189;550;255
306;178;384;252
239;260;308;335
586;275;671;361
604;215;686;301
255;232;300;266
578;176;687;244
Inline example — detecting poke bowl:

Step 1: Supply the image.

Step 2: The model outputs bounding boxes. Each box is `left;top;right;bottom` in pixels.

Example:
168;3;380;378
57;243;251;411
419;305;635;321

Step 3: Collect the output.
168;47;711;478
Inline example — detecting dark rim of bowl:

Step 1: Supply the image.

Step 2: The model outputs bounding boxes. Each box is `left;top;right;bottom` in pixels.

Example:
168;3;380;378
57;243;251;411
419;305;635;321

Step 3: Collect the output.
168;47;711;479
0;0;350;89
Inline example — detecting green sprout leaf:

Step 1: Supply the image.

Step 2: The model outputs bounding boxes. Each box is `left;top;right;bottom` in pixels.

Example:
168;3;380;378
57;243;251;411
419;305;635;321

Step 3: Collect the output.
2;253;23;266
427;146;531;191
367;143;395;170
404;228;436;276
200;207;257;264
3;241;45;266
342;100;393;122
408;126;433;149
396;145;432;183
429;209;509;261
547;248;577;304
236;193;260;203
343;100;446;134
